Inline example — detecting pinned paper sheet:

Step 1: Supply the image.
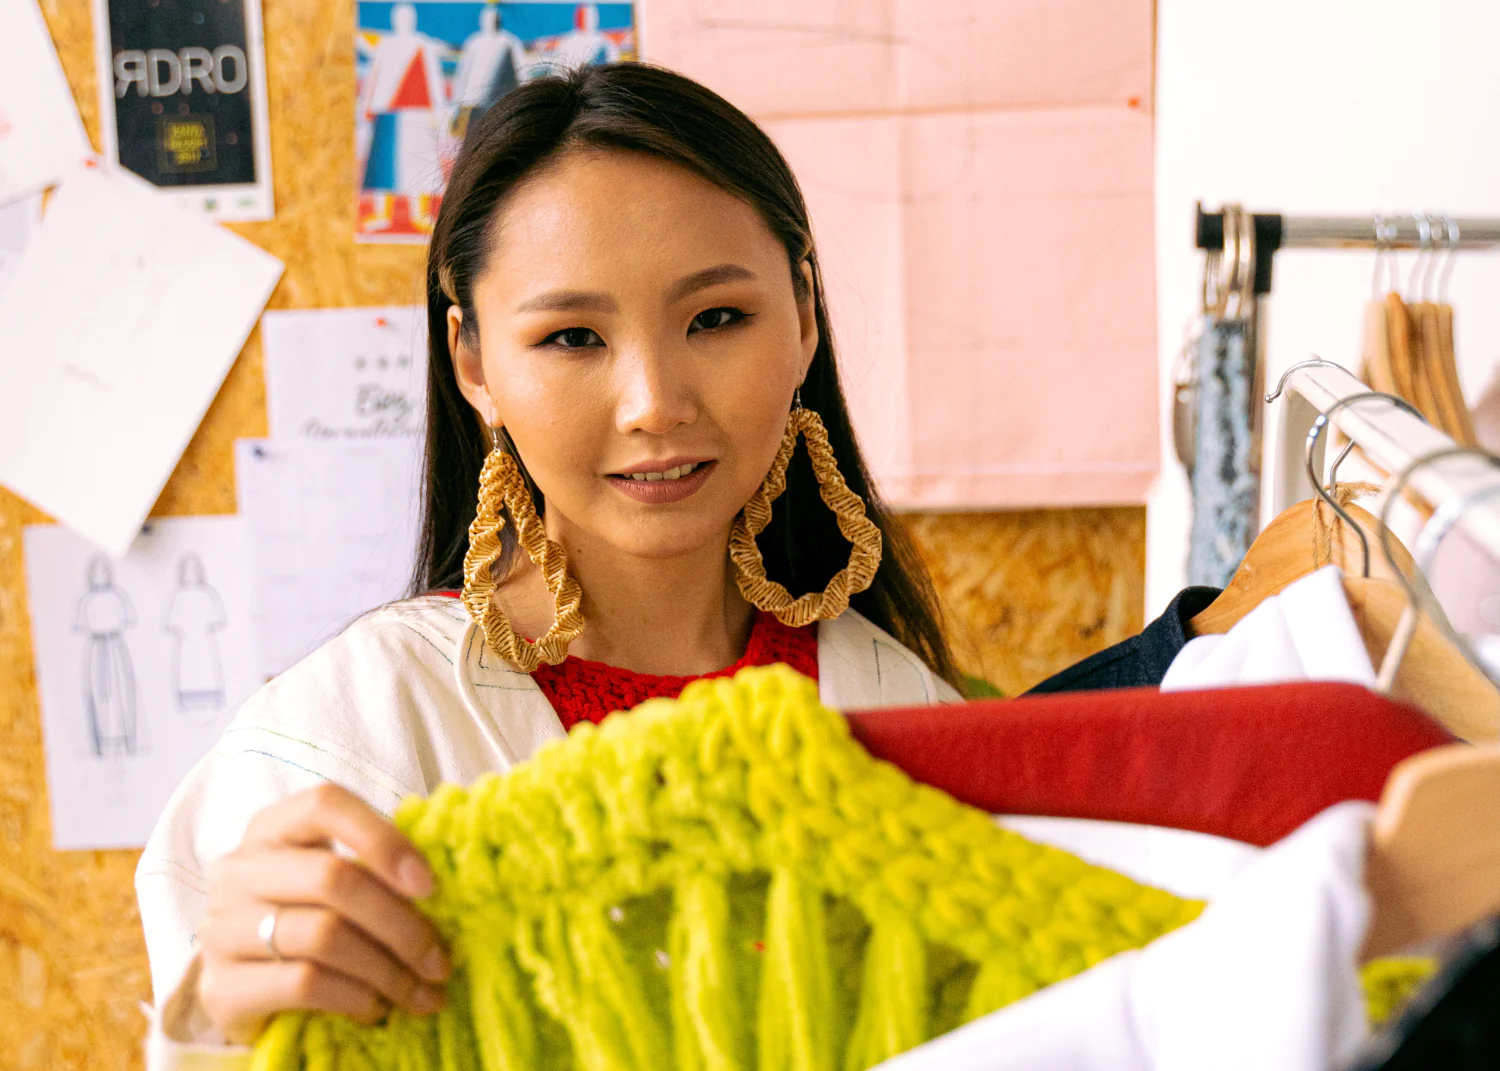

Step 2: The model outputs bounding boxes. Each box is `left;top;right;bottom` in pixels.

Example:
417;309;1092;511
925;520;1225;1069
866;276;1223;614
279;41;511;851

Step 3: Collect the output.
236;438;422;678
641;0;1159;508
0;0;93;205
24;516;255;850
262;305;428;443
0;195;41;296
0;167;283;556
92;0;275;219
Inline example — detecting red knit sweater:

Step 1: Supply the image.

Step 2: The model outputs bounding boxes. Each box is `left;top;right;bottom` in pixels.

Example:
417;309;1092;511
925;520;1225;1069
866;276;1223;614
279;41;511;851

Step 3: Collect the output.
533;611;818;731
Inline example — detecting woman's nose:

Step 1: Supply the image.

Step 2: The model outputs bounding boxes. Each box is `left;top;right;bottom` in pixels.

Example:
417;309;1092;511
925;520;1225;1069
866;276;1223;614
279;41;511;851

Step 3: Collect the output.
613;351;699;435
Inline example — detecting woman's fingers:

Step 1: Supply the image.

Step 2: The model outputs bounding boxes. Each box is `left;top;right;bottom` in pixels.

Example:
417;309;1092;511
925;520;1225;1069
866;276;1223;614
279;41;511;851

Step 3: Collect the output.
198;958;393;1046
240;783;434;900
208;849;450;984
201;903;447;1015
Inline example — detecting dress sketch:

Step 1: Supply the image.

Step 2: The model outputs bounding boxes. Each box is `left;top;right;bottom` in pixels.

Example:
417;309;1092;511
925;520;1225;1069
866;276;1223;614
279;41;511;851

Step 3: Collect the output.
163;552;228;716
544;5;621;71
74;555;138;757
357;2;448;214
448;6;530;142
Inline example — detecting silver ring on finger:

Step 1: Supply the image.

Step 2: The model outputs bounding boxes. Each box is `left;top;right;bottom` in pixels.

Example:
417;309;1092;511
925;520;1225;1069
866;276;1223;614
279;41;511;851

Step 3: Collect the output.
258;905;286;961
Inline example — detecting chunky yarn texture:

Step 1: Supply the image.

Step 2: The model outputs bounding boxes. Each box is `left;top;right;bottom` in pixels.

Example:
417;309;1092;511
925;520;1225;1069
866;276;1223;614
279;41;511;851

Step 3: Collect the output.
250;665;1207;1070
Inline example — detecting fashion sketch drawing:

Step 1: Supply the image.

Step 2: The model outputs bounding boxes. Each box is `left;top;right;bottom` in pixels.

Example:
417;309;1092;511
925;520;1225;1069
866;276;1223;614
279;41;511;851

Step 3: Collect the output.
74;555;138;757
164;552;229;715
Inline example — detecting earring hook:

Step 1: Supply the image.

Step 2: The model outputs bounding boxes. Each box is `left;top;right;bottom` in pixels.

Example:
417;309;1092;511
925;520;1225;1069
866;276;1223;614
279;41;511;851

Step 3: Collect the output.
1375;447;1500;691
1304;392;1429;578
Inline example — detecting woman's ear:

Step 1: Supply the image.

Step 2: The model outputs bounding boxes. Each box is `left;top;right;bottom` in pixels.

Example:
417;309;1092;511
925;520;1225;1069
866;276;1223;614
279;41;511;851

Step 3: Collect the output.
448;306;500;427
797;258;819;378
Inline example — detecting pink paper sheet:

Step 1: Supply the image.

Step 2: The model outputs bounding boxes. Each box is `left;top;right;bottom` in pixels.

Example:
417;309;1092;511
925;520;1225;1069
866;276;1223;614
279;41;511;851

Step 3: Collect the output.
641;1;1158;508
641;0;1152;116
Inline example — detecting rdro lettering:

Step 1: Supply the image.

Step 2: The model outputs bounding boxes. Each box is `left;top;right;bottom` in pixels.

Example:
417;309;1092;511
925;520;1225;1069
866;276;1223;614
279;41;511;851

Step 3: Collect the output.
114;46;248;98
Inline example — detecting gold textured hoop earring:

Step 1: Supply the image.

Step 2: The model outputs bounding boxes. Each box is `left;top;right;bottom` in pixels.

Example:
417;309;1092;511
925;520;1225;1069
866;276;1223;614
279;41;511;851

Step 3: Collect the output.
461;428;585;671
729;390;883;626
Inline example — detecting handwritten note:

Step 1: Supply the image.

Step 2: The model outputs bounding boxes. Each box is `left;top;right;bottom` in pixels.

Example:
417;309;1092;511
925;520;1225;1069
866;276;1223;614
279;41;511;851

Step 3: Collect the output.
262;305;428;443
0;168;283;556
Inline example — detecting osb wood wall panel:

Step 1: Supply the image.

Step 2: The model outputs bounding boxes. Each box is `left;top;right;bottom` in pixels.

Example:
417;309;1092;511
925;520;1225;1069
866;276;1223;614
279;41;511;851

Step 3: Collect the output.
906;509;1146;697
0;2;1147;1066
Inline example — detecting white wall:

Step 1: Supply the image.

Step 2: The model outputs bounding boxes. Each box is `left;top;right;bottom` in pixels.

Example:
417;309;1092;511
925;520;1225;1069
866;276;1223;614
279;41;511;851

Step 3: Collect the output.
1149;0;1500;614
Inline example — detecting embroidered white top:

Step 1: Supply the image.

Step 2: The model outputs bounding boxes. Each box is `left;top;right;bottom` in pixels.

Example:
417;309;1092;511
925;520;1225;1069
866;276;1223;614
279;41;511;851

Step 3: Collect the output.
136;596;960;1067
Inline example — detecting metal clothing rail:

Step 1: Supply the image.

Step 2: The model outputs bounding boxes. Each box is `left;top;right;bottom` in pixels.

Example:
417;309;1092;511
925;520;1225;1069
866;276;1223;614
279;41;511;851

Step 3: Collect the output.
1194;205;1500;295
1271;363;1500;564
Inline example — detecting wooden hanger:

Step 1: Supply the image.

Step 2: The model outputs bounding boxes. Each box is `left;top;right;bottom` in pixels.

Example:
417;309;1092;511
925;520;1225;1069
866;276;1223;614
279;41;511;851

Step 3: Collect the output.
1189;499;1413;635
1384;293;1422;408
1431;302;1478;445
1361;743;1500;960
1362;298;1398;396
1189;499;1496;741
1408;301;1446;428
1343;579;1499;743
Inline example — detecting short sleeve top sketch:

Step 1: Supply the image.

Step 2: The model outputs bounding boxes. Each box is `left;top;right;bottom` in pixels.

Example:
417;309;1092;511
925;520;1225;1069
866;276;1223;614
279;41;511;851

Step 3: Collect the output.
164;553;229;711
76;562;136;634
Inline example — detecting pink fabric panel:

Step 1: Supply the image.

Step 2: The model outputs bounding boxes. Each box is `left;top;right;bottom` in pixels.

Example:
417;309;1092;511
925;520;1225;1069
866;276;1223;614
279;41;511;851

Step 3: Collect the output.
639;0;1153;115
898;108;1159;507
639;0;1159;508
760;116;911;482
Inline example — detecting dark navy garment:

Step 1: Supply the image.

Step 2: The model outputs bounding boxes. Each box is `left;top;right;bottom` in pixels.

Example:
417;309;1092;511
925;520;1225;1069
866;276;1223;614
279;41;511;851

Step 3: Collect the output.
1025;587;1222;695
1352;916;1500;1071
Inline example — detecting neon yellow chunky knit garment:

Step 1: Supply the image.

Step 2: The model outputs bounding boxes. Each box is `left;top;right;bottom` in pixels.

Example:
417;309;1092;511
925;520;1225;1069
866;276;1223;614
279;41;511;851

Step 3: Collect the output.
252;665;1207;1070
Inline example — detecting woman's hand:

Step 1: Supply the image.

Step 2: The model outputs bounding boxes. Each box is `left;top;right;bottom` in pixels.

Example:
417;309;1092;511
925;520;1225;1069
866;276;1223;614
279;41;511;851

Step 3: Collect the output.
195;783;451;1045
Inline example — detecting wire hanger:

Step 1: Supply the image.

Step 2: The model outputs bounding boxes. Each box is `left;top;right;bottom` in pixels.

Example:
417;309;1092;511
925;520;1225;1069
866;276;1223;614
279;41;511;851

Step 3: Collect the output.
1304;391;1427;578
1375;447;1500;693
1189;373;1420;636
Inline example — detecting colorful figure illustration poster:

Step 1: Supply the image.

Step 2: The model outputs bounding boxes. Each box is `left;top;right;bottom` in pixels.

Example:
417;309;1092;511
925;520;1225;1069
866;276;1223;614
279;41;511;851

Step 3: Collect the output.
92;0;274;220
354;1;635;242
23;517;256;850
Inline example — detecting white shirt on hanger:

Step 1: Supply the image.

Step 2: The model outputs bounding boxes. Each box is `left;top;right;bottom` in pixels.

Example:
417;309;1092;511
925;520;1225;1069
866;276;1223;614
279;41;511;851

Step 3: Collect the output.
1160;566;1375;691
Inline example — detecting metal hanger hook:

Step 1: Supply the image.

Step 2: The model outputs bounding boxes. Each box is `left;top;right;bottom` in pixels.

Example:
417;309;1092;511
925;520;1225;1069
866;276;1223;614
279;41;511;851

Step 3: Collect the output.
1371;214;1400;299
1376;447;1500;691
1266;356;1343;404
1304;392;1429;578
1438;214;1460;303
1408;212;1433;300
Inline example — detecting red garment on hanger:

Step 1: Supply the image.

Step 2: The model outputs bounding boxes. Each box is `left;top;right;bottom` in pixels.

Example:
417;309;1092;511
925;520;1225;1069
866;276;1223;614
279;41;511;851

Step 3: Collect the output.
847;683;1453;847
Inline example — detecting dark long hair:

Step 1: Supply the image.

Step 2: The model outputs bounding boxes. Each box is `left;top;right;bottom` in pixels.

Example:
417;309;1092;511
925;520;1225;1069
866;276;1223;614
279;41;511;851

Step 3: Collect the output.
412;62;960;688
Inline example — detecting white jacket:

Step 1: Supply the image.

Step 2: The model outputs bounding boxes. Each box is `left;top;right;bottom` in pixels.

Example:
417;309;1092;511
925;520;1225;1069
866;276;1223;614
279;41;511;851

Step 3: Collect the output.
138;596;960;1066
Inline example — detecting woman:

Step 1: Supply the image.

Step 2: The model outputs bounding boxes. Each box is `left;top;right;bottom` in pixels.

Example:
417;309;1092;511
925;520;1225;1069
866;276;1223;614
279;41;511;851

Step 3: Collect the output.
139;62;961;1059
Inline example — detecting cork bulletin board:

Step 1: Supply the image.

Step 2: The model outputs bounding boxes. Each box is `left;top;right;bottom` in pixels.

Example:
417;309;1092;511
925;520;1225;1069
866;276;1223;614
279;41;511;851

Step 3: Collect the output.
0;2;1147;1065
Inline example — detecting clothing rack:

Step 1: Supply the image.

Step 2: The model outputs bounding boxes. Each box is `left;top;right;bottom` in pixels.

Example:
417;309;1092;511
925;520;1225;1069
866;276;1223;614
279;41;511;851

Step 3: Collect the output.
1194;205;1500;295
1272;362;1500;563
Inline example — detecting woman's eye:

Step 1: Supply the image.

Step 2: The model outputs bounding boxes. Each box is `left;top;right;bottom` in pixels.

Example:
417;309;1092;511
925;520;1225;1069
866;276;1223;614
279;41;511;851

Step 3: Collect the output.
689;307;746;334
541;327;604;349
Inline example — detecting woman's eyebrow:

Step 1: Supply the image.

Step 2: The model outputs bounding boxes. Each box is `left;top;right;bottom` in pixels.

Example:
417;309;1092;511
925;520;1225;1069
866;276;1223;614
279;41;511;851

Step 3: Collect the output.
513;265;756;314
514;290;618;314
667;264;756;302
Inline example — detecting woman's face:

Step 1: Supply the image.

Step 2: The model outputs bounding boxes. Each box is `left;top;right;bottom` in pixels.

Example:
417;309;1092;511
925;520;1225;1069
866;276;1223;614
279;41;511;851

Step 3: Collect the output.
450;149;818;561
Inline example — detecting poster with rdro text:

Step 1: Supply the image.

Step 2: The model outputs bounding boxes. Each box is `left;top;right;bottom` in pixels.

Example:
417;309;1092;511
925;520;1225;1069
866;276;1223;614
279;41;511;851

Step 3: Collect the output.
92;0;274;220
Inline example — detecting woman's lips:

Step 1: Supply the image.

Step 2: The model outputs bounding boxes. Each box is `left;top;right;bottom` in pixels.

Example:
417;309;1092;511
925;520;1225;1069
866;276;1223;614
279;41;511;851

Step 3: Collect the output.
606;460;716;504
